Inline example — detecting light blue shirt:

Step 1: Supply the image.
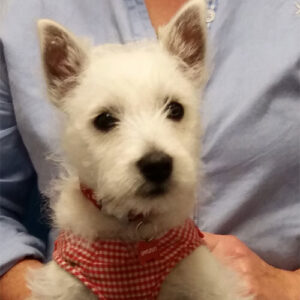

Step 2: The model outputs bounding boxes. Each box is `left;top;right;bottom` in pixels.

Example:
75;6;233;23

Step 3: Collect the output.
0;0;299;276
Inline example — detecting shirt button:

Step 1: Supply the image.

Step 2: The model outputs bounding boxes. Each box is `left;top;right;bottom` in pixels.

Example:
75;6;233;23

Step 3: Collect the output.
206;9;216;23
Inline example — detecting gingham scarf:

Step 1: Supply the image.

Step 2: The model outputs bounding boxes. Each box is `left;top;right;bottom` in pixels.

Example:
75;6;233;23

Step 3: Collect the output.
53;219;204;300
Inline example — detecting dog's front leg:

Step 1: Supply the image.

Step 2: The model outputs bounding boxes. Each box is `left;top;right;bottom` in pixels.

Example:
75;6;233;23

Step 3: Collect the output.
27;261;97;300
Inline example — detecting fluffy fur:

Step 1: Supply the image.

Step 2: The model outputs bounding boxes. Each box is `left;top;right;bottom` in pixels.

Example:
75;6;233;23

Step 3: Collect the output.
27;1;252;299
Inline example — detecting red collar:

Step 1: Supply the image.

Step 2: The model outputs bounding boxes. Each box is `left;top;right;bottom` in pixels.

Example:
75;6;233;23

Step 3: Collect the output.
80;183;102;210
80;183;145;223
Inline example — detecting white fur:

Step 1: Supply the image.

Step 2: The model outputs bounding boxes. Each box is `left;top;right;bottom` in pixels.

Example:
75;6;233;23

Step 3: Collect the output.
28;1;253;299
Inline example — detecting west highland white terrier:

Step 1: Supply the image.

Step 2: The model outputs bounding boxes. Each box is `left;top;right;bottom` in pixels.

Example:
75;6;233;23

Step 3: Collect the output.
27;1;252;299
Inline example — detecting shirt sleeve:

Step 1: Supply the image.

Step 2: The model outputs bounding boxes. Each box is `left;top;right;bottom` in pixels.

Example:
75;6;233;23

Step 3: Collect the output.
0;40;46;276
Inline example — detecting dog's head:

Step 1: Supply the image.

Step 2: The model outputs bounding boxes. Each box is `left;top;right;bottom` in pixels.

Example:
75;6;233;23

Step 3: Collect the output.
38;0;207;226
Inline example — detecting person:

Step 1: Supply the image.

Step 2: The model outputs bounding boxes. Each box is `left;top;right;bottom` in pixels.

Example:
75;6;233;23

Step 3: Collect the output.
0;0;299;299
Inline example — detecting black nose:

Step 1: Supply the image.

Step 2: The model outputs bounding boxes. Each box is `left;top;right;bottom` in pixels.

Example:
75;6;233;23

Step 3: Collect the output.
137;151;173;184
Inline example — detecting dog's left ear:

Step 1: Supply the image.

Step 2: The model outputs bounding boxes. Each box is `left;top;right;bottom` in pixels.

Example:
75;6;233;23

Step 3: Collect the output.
158;0;207;85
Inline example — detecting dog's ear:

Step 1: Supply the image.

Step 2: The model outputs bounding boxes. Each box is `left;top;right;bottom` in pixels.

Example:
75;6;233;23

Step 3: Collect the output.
158;0;207;85
37;19;88;107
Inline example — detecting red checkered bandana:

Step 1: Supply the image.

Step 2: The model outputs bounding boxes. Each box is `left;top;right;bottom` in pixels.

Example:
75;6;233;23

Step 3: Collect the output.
53;219;204;300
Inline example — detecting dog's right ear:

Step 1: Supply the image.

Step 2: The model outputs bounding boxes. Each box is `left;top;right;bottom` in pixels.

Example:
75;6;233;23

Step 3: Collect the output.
37;20;88;107
158;0;207;86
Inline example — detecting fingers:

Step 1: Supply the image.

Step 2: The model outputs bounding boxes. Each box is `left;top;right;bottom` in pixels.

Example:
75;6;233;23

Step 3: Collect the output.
203;232;249;259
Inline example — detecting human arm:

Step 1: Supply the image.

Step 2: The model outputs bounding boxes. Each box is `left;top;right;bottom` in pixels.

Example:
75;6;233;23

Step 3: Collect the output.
0;40;46;297
0;260;42;300
204;232;300;300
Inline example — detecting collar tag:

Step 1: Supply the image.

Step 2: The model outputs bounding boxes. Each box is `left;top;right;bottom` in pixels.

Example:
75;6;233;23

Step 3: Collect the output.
137;240;160;264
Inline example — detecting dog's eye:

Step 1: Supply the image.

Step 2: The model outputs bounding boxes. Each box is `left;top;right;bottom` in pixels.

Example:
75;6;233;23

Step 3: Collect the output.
165;101;184;121
93;112;118;132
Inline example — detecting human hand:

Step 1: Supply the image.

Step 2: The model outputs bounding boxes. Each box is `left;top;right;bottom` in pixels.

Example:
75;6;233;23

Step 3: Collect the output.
204;233;300;300
0;259;42;300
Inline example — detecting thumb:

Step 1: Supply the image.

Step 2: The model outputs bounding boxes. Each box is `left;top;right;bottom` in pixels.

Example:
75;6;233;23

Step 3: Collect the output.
202;232;223;251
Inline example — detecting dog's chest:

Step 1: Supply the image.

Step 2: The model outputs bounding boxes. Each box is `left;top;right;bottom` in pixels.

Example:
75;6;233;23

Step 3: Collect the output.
53;219;203;299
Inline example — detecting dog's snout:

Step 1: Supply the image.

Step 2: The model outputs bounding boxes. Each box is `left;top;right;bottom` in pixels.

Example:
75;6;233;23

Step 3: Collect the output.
137;151;173;184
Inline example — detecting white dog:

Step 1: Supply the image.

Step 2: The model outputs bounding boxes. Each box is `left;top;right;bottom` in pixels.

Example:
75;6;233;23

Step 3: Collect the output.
27;1;252;299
